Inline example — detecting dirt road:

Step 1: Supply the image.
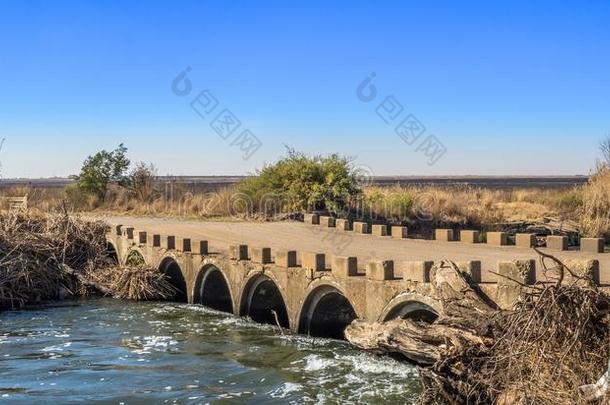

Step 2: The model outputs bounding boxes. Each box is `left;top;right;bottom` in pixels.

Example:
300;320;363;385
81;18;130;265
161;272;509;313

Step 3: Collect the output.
93;215;610;284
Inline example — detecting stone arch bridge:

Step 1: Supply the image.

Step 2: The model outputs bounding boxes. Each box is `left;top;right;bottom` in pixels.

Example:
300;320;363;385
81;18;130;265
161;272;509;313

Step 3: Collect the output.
106;224;602;339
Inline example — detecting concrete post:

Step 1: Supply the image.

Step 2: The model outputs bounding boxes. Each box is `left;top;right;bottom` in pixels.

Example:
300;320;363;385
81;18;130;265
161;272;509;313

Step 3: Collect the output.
192;240;208;255
275;250;297;267
487;232;508;246
366;260;395;280
455;260;482;283
547;235;568;251
496;259;535;309
229;244;249;260
400;261;433;282
252;247;272;264
391;226;408;239
435;229;455;242
304;213;319;225
372;224;389;236
161;235;175;250
565;259;600;286
581;238;604;254
353;222;369;234
302;252;325;271
497;260;536;285
335;219;352;231
177;238;191;252
319;216;336;228
332;256;359;277
516;233;536;248
460;230;479;244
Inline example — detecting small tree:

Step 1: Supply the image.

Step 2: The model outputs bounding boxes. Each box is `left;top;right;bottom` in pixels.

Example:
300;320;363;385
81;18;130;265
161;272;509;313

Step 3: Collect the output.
76;144;130;200
129;162;158;201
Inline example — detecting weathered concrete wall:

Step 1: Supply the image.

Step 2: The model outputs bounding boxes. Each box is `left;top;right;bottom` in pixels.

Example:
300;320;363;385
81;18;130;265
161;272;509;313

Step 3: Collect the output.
107;224;601;337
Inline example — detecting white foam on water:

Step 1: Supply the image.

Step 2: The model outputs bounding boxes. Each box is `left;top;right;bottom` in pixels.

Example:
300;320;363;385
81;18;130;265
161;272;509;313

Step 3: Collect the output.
41;344;65;352
214;316;276;332
127;335;179;355
269;382;304;399
276;334;341;349
340;353;417;378
302;354;336;372
284;349;419;403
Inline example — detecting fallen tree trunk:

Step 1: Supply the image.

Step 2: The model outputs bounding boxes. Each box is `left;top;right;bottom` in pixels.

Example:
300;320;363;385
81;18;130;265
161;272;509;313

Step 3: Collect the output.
345;260;610;404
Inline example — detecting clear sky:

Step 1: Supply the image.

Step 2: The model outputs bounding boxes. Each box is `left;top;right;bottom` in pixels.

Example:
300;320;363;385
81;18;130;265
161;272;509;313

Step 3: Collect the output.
0;0;609;178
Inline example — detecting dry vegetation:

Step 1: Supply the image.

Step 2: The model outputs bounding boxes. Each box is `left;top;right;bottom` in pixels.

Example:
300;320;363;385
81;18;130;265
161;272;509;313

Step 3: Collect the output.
0;181;590;228
4;167;610;240
0;211;176;309
85;265;177;301
579;167;610;238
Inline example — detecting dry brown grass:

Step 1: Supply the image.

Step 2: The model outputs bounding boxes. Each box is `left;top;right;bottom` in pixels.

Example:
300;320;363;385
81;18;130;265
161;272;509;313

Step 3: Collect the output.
579;167;610;238
360;185;575;228
0;181;590;231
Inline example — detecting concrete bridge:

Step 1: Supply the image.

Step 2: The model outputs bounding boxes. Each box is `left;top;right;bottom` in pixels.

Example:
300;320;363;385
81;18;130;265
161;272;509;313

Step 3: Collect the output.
105;216;606;339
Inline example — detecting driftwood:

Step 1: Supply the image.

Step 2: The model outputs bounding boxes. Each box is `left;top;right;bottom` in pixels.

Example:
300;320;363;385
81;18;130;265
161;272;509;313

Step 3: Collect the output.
345;259;610;404
346;261;495;367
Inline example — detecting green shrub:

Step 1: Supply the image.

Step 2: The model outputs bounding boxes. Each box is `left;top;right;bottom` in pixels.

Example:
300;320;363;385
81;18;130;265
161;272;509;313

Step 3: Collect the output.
75;144;130;201
237;150;362;213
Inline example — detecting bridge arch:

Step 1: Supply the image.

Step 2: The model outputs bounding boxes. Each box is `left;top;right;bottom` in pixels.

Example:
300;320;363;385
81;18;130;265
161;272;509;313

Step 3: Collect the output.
106;240;119;265
298;285;357;340
193;264;234;313
158;256;188;302
379;293;440;323
239;273;289;328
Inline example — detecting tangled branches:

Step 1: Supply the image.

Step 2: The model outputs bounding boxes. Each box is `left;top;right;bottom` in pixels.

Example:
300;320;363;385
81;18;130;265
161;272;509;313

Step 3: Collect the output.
85;266;177;301
482;285;610;404
0;211;109;309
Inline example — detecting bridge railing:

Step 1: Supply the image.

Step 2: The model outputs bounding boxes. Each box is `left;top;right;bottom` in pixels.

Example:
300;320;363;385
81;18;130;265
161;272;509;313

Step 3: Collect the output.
304;214;606;254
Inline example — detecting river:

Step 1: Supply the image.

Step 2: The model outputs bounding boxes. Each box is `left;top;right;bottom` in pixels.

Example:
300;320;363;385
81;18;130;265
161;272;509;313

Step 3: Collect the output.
0;298;420;404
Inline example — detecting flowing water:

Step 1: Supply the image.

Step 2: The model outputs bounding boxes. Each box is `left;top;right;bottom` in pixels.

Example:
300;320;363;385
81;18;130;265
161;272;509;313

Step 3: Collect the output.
0;298;421;404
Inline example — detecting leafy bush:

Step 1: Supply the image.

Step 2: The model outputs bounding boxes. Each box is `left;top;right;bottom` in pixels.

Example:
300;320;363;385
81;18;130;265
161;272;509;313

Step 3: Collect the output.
237;150;362;213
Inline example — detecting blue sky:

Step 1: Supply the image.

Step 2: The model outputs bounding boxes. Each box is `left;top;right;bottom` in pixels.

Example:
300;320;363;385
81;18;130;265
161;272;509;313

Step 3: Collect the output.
0;0;609;177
